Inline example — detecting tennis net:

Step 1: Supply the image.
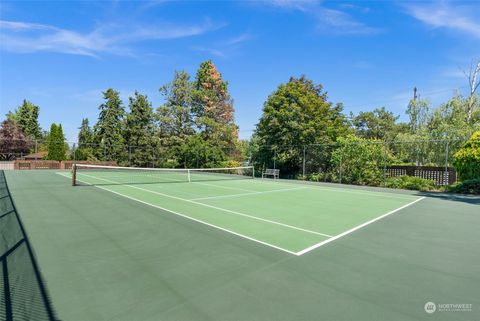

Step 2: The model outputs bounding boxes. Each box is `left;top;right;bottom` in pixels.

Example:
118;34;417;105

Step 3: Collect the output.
72;164;255;186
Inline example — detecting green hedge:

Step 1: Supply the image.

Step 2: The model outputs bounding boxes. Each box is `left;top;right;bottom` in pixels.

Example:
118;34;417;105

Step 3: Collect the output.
453;131;480;181
385;176;437;191
448;179;480;195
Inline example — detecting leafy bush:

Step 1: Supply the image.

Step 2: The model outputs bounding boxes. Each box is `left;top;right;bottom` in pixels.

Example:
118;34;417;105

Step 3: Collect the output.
219;159;241;168
453;131;480;181
448;179;480;195
331;135;393;186
305;171;338;183
385;175;437;191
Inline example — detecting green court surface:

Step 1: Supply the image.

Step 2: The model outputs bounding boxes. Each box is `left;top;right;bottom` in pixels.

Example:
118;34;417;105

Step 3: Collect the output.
4;170;480;321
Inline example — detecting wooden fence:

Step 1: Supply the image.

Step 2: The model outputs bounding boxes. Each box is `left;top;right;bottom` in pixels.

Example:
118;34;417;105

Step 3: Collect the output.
61;161;117;170
14;160;117;170
0;161;14;170
386;165;457;185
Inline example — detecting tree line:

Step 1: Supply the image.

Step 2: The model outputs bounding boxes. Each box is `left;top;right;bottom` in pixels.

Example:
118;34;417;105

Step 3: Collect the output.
1;60;238;166
1;59;479;186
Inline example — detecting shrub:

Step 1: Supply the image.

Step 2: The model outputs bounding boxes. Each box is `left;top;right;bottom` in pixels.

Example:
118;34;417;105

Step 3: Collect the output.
331;135;393;186
306;171;338;183
453;131;480;181
448;179;480;195
219;159;241;168
385;175;437;191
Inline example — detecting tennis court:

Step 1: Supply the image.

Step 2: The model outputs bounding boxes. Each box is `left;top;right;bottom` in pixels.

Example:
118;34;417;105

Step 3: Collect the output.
60;165;425;255
3;168;480;320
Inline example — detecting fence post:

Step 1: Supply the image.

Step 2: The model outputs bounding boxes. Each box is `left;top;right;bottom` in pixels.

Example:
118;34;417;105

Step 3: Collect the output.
383;142;387;186
151;148;155;168
73;143;76;161
339;145;343;184
444;140;449;185
104;145;107;162
128;145;132;167
302;145;306;179
273;148;276;170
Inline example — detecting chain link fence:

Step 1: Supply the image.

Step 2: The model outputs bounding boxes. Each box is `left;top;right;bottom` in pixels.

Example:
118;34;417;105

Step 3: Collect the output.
252;139;467;186
0;138;468;185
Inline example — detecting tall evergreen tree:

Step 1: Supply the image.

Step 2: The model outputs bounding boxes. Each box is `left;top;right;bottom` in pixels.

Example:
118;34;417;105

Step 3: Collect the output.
125;91;155;166
47;123;66;160
158;71;195;166
78;118;93;146
93;89;126;161
74;118;95;160
7;100;42;139
192;60;238;148
158;70;195;138
47;124;58;160
57;124;67;160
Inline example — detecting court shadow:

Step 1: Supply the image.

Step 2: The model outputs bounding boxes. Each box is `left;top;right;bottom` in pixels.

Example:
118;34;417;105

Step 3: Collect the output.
417;191;480;205
0;171;59;321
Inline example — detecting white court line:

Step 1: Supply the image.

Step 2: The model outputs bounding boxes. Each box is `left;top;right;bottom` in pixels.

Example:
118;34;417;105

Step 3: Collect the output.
295;196;426;256
252;179;418;200
55;173;297;255
74;172;333;238
135;173;259;193
190;186;307;201
56;172;426;256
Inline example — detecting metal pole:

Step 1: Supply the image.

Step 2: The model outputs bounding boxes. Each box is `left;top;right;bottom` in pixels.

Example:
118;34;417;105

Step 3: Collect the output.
152;148;155;168
128;145;132;167
444;141;449;185
273;148;276;170
339;145;343;184
104;144;107;162
302;145;306;179
383;142;387;186
73;143;76;161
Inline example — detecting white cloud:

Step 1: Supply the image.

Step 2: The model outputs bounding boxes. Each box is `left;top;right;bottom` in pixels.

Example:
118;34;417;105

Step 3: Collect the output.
315;7;379;35
0;18;223;57
269;0;319;11
263;0;379;35
190;46;226;58
226;33;252;46
191;32;253;58
405;2;480;38
0;20;55;31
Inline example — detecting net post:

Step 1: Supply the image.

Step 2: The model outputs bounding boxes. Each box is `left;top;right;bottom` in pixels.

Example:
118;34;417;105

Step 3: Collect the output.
72;164;77;186
252;166;255;179
187;169;191;182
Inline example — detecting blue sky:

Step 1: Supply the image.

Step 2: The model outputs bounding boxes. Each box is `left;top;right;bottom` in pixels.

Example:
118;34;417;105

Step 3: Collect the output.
1;0;479;141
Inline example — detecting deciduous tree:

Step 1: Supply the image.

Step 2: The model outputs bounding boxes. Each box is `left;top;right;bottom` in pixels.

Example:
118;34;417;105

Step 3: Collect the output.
0;120;31;160
253;76;350;175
